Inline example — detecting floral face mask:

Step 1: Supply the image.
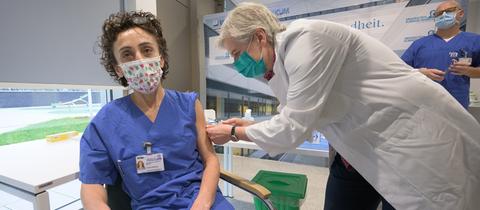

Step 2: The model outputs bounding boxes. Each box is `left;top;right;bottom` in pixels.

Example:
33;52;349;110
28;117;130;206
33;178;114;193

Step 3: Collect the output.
119;56;163;94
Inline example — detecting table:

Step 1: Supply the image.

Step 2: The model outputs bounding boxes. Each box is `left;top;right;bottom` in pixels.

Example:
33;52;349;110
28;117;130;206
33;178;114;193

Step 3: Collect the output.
220;140;329;197
0;137;80;210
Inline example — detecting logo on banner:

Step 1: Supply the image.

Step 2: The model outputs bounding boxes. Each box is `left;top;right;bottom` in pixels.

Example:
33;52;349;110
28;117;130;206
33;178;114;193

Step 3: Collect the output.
404;36;423;42
212;19;225;28
271;7;290;16
351;18;385;30
405;10;435;23
404;30;435;43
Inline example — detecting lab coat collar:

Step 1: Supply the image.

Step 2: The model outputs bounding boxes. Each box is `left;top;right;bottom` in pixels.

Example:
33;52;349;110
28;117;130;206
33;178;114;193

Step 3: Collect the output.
267;32;289;107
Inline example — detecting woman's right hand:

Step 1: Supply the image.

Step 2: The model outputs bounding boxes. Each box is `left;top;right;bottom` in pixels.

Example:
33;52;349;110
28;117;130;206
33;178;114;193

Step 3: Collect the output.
221;118;255;126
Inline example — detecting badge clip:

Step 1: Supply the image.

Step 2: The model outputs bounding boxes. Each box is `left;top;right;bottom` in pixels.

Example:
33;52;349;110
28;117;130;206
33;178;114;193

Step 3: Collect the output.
144;141;152;154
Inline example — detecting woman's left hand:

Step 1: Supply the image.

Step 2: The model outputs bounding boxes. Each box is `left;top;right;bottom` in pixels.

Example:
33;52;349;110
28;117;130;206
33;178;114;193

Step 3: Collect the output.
206;124;232;145
190;197;212;210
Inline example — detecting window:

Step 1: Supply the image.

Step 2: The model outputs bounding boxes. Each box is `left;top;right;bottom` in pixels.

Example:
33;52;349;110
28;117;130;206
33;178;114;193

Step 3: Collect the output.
0;88;123;146
206;81;278;120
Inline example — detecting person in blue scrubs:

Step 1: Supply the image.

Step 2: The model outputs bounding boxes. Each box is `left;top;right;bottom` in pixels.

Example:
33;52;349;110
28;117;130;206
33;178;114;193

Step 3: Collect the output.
79;11;233;210
401;0;480;109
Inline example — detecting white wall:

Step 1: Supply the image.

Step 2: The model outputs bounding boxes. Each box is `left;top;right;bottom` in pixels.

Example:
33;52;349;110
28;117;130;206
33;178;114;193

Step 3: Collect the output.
125;0;218;105
190;0;219;105
156;1;193;92
134;0;157;15
467;0;480;97
0;0;120;87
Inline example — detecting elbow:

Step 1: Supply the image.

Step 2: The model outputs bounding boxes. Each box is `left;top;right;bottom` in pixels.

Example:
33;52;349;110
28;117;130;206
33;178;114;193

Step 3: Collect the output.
202;154;220;170
80;184;110;210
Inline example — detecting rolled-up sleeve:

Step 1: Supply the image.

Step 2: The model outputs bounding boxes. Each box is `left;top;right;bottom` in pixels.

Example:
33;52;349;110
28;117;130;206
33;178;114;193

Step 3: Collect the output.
246;28;349;156
79;122;117;185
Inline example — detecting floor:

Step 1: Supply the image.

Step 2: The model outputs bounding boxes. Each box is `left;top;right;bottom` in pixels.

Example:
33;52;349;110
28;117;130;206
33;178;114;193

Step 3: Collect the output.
0;180;83;210
220;155;329;210
0;154;329;210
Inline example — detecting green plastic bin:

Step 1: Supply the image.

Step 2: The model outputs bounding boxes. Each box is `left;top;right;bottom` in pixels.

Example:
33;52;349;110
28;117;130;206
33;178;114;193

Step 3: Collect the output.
251;170;308;210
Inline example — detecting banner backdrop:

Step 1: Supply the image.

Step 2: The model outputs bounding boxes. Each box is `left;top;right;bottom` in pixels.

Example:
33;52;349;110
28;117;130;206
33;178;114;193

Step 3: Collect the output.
203;0;469;96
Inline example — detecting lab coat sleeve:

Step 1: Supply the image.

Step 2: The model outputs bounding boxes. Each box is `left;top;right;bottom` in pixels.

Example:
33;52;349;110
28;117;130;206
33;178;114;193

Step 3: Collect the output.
79;122;117;185
246;29;349;156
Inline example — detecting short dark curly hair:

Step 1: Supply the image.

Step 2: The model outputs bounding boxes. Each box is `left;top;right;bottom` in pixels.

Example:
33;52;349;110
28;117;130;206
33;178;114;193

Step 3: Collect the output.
100;11;169;87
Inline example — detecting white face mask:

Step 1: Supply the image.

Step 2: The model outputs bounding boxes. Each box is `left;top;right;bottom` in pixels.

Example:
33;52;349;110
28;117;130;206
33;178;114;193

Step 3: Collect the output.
119;56;163;94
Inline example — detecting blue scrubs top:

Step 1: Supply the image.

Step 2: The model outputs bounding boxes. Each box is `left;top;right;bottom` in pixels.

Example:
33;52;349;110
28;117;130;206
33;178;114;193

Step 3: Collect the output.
79;90;233;210
401;32;480;108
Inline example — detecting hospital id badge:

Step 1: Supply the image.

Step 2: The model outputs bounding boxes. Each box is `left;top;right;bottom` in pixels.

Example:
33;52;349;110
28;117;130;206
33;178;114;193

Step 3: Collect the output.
136;153;164;174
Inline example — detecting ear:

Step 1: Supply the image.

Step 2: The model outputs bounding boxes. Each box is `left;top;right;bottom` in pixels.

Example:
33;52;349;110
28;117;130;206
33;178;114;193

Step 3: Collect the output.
457;9;464;20
114;65;124;78
159;55;166;69
255;28;269;47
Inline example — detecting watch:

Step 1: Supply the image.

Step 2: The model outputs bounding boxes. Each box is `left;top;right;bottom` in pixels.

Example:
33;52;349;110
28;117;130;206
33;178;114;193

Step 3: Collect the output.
230;125;239;142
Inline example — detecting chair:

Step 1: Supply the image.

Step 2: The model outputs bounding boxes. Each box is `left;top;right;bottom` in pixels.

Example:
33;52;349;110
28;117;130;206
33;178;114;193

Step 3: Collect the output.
106;169;276;210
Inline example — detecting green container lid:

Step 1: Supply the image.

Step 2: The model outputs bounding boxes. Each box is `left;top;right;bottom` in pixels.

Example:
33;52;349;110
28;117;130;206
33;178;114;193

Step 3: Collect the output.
252;170;307;199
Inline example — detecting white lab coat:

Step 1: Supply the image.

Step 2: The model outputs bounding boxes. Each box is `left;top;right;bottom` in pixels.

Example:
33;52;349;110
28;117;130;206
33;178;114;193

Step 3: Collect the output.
245;19;480;210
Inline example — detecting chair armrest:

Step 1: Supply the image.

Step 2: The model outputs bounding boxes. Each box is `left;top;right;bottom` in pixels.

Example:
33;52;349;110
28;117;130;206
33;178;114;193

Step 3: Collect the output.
220;169;271;199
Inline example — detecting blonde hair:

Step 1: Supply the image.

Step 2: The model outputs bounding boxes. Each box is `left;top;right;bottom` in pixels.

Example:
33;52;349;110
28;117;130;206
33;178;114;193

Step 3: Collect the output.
218;2;286;47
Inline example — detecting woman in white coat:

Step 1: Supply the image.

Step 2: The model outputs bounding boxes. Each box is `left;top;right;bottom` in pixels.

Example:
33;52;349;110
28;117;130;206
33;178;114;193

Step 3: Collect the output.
206;2;480;210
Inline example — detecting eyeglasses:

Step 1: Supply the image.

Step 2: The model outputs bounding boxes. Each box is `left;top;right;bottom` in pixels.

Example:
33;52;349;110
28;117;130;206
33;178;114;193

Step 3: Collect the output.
433;7;459;17
105;12;156;31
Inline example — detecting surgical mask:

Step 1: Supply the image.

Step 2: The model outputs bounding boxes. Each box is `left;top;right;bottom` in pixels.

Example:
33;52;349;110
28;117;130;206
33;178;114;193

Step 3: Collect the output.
233;38;266;78
119;56;163;94
435;12;457;29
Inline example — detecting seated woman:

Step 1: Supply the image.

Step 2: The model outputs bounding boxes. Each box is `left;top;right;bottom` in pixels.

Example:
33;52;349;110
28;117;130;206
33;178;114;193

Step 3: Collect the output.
79;11;233;210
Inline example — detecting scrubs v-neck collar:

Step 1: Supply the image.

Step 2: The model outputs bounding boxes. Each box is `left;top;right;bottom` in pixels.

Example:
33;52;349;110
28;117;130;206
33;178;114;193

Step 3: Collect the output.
127;89;168;127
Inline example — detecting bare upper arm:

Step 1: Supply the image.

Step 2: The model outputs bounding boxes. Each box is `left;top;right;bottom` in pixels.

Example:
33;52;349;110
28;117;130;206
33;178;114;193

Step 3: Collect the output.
194;99;217;162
